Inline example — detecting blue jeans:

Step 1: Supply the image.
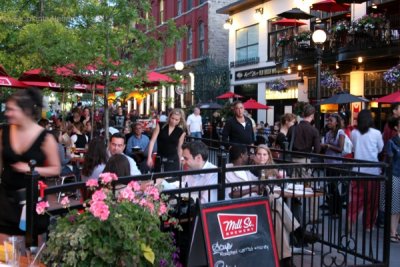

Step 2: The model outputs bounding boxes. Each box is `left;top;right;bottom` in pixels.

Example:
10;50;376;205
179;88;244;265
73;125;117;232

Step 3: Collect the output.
190;132;202;138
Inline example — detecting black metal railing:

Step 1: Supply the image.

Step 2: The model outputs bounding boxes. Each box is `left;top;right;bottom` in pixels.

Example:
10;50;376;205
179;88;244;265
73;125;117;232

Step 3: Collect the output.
23;141;391;267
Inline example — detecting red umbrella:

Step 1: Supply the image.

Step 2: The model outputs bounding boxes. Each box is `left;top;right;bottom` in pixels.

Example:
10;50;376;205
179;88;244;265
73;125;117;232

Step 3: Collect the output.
243;99;270;110
19;65;78;82
20;80;106;93
376;91;400;103
216;91;243;99
147;71;173;83
0;66;28;88
311;0;350;13
272;18;307;27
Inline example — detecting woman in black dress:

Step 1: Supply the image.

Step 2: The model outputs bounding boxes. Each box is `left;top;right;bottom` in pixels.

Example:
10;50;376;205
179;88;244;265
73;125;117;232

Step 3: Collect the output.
146;108;186;172
0;88;61;242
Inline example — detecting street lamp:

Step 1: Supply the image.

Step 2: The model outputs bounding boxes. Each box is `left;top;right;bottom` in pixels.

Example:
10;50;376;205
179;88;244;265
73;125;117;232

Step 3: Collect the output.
312;29;327;131
174;61;185;108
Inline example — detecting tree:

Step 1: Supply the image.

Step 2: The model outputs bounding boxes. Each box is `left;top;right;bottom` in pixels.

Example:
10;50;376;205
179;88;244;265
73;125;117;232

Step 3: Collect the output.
0;0;184;139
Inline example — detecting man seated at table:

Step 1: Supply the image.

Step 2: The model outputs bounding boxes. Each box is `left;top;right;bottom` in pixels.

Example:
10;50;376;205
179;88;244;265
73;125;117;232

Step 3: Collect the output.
181;141;218;203
126;122;151;157
108;133;141;176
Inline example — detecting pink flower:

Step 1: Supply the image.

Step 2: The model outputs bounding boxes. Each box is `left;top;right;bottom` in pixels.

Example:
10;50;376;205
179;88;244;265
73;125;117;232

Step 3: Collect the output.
139;198;147;207
127;181;141;192
89;201;110;221
145;186;160;201
118;187;135;202
36;201;49;215
158;202;168;216
60;196;70;208
92;189;107;202
86;179;99;188
99;172;118;184
146;201;155;213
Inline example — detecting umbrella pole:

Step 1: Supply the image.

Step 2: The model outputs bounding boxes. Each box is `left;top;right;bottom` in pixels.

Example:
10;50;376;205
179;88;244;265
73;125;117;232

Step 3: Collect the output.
91;83;96;140
61;91;66;121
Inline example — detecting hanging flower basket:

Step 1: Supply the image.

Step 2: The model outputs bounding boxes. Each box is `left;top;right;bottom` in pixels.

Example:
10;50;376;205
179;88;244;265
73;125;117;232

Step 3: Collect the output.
320;70;342;92
270;78;288;91
275;35;293;47
383;64;400;86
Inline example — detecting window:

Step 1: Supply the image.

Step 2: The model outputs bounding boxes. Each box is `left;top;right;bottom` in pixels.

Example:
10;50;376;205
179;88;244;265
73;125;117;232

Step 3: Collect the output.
187;0;193;11
159;0;164;24
187;27;192;60
198;21;205;57
176;40;182;61
177;0;182;15
267;21;297;62
236;24;259;62
199;0;206;4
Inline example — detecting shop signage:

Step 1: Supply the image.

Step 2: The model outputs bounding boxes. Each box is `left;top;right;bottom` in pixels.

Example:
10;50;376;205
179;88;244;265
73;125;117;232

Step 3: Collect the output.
235;66;284;81
187;197;279;267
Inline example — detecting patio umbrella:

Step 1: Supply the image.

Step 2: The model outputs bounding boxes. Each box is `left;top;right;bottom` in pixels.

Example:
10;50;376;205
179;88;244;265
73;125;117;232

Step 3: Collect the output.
216;91;243;99
243;99;270;109
375;91;400;103
272;18;307;27
311;0;350;13
319;93;369;105
0;66;28;88
277;8;314;20
20;80;105;93
196;102;222;110
335;0;367;3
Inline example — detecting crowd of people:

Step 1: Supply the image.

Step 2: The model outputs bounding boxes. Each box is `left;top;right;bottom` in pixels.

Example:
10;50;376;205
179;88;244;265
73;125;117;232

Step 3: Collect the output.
1;87;400;267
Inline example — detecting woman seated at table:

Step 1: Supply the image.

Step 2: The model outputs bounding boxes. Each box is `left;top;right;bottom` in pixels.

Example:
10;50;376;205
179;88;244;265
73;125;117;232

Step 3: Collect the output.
103;154;131;177
71;121;89;150
81;137;108;182
50;129;73;176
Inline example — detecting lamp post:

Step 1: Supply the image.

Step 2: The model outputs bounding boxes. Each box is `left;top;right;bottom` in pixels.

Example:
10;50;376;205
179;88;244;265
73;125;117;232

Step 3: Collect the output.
174;61;185;107
312;29;327;131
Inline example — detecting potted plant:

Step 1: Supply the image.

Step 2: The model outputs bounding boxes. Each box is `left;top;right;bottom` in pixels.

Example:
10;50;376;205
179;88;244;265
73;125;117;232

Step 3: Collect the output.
383;64;400;86
275;35;293;47
37;173;181;266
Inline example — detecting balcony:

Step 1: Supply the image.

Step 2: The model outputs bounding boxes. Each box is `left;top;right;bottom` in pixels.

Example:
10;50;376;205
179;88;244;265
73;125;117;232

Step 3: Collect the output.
230;57;260;68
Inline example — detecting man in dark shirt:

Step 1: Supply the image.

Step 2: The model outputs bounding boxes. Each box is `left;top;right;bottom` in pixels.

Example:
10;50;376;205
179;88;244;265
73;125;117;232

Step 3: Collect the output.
287;104;321;224
288;104;320;155
222;101;254;145
113;106;126;130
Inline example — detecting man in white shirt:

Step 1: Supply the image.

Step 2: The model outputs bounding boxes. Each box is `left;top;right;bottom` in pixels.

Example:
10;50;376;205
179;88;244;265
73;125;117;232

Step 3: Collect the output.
108;133;141;176
186;107;203;138
181;141;218;203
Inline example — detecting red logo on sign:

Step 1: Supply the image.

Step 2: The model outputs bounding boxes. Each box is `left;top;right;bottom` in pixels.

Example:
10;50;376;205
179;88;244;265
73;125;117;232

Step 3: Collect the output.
217;213;258;240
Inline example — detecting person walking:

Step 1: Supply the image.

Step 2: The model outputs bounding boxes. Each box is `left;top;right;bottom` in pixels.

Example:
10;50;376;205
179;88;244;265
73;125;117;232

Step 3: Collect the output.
186;107;203;138
349;109;384;231
222;101;254;146
147;108;186;172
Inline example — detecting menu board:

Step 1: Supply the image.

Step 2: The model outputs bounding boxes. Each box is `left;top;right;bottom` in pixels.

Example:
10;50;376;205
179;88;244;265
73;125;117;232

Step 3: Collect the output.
187;197;278;267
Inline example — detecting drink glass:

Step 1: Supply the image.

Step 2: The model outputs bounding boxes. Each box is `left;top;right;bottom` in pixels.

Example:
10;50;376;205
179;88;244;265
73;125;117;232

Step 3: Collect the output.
4;236;23;267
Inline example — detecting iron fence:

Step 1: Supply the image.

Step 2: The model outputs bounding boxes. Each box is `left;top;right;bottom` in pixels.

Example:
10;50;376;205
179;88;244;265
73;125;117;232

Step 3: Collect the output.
23;141;391;267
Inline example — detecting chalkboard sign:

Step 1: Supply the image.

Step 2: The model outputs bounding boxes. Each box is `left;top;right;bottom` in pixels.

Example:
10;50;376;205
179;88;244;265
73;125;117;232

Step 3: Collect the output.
187;197;279;267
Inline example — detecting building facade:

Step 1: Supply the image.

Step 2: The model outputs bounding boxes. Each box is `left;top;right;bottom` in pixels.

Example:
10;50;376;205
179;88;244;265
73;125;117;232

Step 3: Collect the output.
217;0;400;128
130;0;234;115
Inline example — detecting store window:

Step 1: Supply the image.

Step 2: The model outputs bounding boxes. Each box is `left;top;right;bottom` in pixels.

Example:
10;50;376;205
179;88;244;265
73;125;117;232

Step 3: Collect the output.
177;0;182;16
187;0;193;11
198;21;205;57
159;0;164;24
236;24;259;62
187;27;192;60
176;40;182;61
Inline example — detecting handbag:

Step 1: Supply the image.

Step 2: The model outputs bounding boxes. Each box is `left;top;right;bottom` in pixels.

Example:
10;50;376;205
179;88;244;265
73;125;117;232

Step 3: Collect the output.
340;130;353;155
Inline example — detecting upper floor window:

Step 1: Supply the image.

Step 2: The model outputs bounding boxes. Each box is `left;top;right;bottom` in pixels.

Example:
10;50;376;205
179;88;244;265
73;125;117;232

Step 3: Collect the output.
159;0;164;24
187;27;193;60
187;0;193;11
236;24;259;61
199;0;206;4
198;21;205;57
177;0;182;15
176;40;182;61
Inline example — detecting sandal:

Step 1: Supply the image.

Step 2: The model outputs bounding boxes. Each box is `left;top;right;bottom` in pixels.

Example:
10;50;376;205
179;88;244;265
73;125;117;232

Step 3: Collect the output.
390;236;399;243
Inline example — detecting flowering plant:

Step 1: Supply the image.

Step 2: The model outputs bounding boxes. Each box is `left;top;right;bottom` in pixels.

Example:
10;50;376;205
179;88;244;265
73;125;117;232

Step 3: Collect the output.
276;35;293;47
294;31;311;42
321;70;342;91
332;20;349;33
37;173;180;267
349;13;386;33
270;78;288;91
383;64;400;86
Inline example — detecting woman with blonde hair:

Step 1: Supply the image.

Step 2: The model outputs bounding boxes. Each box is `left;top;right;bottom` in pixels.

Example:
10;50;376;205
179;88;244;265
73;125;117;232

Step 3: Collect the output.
147;108;186;172
253;144;283;179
